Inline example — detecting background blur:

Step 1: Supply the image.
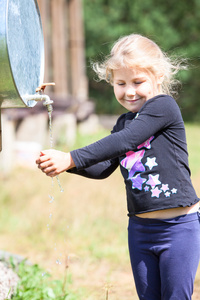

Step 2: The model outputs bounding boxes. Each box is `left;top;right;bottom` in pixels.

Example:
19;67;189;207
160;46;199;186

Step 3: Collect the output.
39;0;200;120
2;0;200;173
0;0;200;299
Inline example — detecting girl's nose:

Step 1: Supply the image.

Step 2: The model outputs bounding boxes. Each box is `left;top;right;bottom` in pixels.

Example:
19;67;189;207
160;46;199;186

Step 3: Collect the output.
126;86;136;97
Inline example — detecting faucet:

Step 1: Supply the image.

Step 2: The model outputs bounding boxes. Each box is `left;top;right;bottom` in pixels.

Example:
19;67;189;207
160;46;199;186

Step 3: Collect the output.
23;83;55;112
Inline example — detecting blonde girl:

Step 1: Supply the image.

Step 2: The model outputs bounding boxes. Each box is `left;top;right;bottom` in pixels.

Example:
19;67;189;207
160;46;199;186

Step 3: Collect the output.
36;34;200;300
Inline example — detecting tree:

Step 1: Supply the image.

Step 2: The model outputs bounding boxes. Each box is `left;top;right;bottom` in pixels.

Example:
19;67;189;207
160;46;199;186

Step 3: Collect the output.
83;0;200;120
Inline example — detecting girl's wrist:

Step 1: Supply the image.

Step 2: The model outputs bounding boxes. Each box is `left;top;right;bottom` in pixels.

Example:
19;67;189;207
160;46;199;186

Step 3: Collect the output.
67;152;76;170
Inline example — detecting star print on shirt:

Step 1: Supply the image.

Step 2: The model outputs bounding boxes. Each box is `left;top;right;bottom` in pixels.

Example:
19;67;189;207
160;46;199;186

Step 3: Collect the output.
120;150;145;178
145;157;158;170
137;136;154;150
161;184;169;193
171;188;177;194
165;191;171;197
131;174;147;191
146;174;161;188
151;187;162;198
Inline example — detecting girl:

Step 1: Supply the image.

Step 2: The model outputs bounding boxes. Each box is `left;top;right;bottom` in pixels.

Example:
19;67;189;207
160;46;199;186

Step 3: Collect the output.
36;34;200;300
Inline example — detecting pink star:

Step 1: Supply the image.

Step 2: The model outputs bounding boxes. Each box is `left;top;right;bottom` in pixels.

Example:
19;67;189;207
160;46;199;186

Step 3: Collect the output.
137;136;154;150
120;150;145;178
146;174;161;188
165;191;171;197
151;187;162;198
161;184;169;192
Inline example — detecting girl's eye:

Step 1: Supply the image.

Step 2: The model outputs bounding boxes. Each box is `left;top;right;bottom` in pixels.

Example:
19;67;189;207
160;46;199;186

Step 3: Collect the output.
117;82;125;86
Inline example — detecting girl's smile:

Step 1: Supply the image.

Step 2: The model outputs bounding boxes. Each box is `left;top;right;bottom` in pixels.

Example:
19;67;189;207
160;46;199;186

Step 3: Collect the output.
113;68;162;113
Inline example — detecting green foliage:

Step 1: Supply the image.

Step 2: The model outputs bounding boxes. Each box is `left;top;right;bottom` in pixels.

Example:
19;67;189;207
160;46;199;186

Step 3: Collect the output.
10;260;78;300
83;0;200;120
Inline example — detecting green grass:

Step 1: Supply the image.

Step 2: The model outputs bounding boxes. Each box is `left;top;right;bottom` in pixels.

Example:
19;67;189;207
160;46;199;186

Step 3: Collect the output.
5;258;78;300
185;123;200;175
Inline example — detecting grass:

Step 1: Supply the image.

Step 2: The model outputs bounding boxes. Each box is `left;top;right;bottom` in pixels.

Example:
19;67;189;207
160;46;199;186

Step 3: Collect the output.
6;258;77;300
0;122;200;299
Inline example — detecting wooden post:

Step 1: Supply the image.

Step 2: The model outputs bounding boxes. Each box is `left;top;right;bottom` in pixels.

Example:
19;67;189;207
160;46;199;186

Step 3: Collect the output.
68;0;88;101
51;0;69;96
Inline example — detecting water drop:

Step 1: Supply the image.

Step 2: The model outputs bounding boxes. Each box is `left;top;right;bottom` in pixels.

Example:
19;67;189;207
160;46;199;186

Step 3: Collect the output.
56;259;62;265
48;195;54;203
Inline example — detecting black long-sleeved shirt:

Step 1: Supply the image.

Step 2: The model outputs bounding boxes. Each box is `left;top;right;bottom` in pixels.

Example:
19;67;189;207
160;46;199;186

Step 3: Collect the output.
69;95;199;216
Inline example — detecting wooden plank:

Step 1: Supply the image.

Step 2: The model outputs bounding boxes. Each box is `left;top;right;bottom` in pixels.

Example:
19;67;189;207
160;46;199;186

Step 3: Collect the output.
68;0;88;101
51;0;69;96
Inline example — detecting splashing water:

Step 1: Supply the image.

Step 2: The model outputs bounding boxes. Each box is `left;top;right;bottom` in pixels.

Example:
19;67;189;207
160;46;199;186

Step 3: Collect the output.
47;104;64;193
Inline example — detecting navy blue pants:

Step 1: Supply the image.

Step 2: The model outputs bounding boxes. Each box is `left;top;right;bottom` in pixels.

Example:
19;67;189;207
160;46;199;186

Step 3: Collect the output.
128;212;200;300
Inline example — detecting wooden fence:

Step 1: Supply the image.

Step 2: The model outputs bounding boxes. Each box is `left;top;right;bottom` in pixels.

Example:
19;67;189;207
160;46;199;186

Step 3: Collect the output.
37;0;88;101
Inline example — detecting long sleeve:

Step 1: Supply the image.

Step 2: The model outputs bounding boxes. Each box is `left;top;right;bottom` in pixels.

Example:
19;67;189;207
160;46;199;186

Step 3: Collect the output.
67;158;119;179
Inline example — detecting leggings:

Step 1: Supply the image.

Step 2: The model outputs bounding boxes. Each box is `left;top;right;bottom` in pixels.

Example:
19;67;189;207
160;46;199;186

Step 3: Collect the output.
128;212;200;300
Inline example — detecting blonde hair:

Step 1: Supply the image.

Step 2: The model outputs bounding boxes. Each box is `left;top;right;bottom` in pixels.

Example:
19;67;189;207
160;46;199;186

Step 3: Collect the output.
93;34;187;96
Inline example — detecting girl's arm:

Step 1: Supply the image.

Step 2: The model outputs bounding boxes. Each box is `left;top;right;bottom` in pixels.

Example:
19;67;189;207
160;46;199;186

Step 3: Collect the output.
70;95;181;171
67;158;119;179
36;95;180;177
36;149;119;178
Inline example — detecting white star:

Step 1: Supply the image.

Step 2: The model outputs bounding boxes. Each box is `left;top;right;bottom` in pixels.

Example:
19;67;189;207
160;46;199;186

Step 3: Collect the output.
171;188;177;194
161;184;169;193
145;157;158;170
165;191;171;197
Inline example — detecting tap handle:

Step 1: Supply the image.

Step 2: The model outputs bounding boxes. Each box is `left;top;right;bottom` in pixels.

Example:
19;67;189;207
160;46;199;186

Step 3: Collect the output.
36;82;55;93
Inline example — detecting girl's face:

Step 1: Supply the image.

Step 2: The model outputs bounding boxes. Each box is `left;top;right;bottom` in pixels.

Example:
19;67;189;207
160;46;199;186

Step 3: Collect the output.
113;68;162;113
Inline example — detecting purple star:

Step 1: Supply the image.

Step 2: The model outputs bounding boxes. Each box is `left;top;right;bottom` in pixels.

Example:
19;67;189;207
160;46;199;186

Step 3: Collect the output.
146;174;161;188
121;150;145;178
137;136;154;150
151;187;162;198
130;174;146;191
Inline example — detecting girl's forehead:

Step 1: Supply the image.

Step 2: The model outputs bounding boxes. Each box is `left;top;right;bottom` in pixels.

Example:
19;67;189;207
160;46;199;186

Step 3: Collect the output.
113;68;150;79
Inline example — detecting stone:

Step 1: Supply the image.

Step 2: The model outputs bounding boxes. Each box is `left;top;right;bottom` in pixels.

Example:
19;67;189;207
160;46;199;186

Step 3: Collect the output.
0;262;19;300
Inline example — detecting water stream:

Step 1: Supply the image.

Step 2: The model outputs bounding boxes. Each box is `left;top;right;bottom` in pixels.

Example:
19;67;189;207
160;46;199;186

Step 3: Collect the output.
47;103;64;193
46;103;64;267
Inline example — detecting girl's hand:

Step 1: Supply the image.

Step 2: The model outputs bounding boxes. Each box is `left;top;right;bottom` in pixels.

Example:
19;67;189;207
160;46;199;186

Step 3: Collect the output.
36;149;75;177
